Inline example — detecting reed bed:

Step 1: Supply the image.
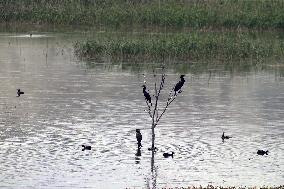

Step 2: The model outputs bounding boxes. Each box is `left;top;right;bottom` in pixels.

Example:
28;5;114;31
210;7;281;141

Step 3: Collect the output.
1;0;284;29
74;31;284;62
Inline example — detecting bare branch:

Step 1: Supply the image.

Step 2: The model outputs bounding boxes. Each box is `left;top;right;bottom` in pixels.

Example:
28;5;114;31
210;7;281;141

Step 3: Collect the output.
157;73;165;97
152;88;159;121
155;96;177;126
154;82;157;97
156;107;159;123
146;101;152;118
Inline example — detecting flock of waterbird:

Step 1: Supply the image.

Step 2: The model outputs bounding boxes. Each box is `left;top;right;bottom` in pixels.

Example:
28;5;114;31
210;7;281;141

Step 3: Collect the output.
140;75;186;158
140;75;269;158
15;74;268;157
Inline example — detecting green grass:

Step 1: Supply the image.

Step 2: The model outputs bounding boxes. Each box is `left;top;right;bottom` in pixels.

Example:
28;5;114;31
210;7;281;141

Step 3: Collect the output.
74;31;284;63
3;0;284;63
1;0;284;29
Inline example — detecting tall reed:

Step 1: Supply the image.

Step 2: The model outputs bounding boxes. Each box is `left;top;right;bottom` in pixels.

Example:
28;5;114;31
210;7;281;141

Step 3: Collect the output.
74;31;284;62
1;0;284;29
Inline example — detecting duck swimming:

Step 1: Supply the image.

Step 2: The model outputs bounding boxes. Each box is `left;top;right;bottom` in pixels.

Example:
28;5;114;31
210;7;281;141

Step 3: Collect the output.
257;150;268;155
163;152;174;158
17;89;24;97
221;132;232;140
82;145;91;151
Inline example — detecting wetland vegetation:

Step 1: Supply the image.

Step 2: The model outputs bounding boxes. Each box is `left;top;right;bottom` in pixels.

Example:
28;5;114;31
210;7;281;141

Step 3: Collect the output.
2;0;284;62
74;31;284;62
2;0;284;29
1;1;284;188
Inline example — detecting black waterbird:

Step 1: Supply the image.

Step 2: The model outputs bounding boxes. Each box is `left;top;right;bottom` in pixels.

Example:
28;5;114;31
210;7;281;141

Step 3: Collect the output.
136;129;142;148
163;152;174;158
257;150;268;155
142;85;152;106
17;89;24;97
82;145;91;151
174;75;185;95
148;147;158;152
221;132;232;140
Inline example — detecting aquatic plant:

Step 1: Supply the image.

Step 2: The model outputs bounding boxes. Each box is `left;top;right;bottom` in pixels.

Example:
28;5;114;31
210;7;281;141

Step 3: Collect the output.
1;0;284;29
74;31;284;63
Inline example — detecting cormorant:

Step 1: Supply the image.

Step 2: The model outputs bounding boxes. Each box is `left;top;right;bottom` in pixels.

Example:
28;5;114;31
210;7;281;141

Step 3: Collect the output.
257;150;268;155
174;75;185;95
221;132;232;140
142;85;152;106
163;152;174;158
17;89;24;97
82;145;91;151
136;129;142;148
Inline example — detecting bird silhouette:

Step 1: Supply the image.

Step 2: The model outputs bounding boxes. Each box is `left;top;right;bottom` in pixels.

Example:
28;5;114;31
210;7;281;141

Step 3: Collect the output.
136;129;142;148
148;147;158;152
174;75;185;95
17;89;24;97
163;152;174;158
82;145;91;151
142;85;152;106
221;132;232;141
257;150;268;155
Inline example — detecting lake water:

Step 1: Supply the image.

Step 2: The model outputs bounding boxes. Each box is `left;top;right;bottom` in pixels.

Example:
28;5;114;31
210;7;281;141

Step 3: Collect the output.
0;33;283;189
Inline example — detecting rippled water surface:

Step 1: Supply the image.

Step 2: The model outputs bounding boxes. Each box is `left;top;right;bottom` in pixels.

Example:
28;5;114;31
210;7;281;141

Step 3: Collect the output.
0;33;284;189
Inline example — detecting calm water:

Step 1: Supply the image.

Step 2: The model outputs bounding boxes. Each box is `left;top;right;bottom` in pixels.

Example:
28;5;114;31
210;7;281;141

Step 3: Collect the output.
0;33;284;189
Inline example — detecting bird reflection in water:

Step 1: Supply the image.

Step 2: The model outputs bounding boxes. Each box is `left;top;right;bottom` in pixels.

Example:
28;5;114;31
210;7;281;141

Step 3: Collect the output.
135;147;141;164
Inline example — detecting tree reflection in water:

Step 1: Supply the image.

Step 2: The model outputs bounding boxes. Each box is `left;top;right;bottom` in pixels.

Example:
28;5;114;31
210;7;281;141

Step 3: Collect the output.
146;150;158;189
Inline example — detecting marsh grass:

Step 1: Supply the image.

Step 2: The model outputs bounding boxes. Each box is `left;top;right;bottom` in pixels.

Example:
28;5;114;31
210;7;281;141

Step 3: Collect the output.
74;31;284;63
1;0;284;29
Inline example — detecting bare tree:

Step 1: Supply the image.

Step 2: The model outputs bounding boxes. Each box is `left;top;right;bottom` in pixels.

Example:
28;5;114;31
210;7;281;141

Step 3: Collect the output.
142;66;185;172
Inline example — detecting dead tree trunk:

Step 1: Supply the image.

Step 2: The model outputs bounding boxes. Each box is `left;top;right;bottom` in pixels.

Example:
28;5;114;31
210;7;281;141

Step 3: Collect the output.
142;66;185;172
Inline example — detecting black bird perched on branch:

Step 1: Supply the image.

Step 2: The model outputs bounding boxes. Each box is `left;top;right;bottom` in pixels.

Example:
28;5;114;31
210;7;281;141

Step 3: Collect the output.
163;152;174;158
174;75;185;95
17;89;24;97
142;85;152;106
82;145;91;151
136;129;142;148
257;150;269;155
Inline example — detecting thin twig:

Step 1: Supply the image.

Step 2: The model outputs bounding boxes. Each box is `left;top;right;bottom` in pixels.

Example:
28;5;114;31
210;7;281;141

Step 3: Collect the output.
156;96;177;125
152;89;159;120
146;101;152;118
157;73;165;97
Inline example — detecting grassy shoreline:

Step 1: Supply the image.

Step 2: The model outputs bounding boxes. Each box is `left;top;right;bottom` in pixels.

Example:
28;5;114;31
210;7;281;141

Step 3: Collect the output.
74;31;284;63
1;0;284;29
2;0;284;63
